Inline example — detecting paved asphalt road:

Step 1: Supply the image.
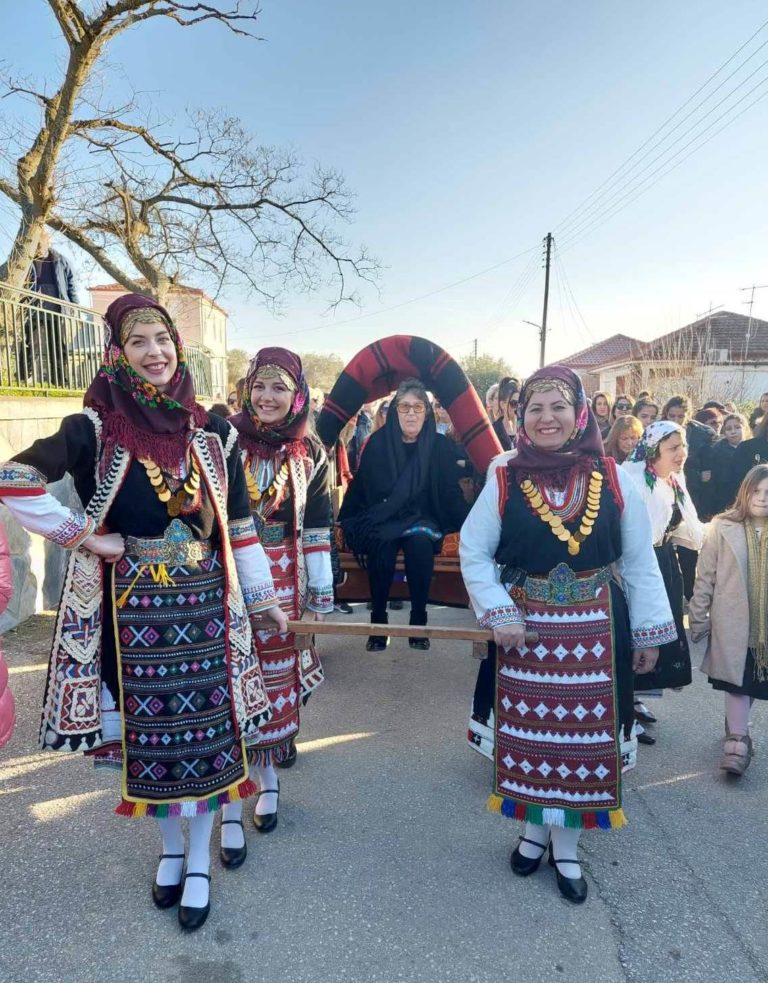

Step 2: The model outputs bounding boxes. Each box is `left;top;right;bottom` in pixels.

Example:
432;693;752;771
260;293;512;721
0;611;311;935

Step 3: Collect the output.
1;605;766;983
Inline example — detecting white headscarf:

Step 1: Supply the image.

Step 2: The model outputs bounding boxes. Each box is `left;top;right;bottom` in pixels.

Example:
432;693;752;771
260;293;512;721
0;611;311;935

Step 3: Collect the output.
622;421;705;548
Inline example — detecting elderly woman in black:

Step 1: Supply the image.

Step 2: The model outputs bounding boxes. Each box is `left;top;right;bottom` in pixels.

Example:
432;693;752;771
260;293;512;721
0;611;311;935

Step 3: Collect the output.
339;378;469;651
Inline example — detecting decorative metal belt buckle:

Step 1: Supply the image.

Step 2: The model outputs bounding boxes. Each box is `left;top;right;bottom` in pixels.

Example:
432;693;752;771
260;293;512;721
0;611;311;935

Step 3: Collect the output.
165;518;202;565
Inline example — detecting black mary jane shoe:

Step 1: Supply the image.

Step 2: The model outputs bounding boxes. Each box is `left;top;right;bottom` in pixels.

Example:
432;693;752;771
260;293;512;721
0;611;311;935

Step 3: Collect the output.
152;853;185;909
409;637;430;650
276;740;298;770
366;635;389;652
219;819;247;869
178;873;211;931
548;846;588;904
510;837;550;877
634;700;658;724
253;783;280;834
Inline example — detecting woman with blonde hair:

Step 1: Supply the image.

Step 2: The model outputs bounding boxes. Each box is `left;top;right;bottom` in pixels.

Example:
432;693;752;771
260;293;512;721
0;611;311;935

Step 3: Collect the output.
690;465;768;774
604;415;643;464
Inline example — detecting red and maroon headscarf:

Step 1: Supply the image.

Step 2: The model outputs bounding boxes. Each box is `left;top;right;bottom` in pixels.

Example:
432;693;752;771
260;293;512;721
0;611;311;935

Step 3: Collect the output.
510;365;604;474
84;293;206;469
230;346;310;458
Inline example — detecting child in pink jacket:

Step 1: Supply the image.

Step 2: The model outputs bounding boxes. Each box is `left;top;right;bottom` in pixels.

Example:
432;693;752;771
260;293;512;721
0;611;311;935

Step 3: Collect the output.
0;519;15;746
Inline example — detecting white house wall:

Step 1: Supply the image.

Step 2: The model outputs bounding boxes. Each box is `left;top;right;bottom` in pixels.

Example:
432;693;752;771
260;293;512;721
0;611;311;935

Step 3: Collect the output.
700;364;768;401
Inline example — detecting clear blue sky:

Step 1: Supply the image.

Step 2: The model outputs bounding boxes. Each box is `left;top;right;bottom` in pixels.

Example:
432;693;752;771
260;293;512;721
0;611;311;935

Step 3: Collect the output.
2;1;768;374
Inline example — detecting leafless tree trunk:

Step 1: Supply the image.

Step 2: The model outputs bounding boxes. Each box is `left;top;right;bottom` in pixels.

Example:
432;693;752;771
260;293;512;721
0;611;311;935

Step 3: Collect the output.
0;1;261;290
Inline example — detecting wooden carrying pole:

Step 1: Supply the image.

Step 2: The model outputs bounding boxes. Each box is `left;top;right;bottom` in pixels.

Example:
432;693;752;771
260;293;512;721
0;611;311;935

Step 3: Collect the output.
286;621;539;657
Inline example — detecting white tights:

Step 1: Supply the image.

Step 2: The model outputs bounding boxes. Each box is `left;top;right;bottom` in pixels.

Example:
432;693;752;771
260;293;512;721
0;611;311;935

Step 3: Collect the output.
518;821;583;879
155;813;214;909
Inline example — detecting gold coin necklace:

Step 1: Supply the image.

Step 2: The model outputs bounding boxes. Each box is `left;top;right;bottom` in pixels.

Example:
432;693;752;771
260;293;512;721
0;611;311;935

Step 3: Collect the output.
140;453;201;518
521;469;603;556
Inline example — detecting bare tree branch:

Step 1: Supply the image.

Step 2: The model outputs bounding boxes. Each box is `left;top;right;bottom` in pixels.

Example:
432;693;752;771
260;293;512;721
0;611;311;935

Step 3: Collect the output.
0;1;264;288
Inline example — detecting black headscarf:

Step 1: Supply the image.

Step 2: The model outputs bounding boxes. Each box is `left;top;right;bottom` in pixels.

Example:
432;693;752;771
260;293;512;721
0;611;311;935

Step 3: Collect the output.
340;389;437;562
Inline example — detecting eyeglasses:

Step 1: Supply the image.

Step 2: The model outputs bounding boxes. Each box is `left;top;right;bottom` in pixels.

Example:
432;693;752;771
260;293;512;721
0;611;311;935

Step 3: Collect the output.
616;403;631;410
397;402;426;416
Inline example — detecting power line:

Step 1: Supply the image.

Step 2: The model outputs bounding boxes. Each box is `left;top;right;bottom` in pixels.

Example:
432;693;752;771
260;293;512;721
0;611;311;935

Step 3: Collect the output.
481;259;543;347
558;78;768;253
553;254;590;351
557;60;768;247
555;17;768;239
482;252;540;332
271;243;539;340
554;245;593;342
554;248;593;348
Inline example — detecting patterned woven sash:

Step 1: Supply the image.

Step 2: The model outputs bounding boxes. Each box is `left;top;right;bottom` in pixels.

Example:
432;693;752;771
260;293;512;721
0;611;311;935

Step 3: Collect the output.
488;566;626;830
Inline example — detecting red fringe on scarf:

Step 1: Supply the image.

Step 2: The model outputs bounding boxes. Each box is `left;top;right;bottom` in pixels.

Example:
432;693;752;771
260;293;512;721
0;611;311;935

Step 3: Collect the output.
99;405;207;471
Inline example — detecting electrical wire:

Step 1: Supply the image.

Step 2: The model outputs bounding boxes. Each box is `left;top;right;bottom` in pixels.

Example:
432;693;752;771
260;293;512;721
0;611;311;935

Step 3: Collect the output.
555;17;768;239
481;258;544;348
558;79;768;253
482;251;540;332
557;62;768;247
555;245;594;342
270;243;539;340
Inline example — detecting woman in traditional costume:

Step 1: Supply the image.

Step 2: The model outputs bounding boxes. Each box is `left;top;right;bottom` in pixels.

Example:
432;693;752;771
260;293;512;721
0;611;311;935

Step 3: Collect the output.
339;378;469;651
0;294;286;931
460;367;674;904
230;347;333;832
621;422;705;740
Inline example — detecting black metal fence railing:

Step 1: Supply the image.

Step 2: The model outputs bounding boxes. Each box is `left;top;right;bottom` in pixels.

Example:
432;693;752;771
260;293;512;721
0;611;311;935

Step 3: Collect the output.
185;344;213;401
0;281;214;399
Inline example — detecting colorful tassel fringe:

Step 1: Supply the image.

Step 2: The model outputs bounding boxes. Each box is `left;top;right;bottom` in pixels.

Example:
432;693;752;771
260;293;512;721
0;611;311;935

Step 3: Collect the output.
115;778;257;819
487;793;627;830
247;736;294;767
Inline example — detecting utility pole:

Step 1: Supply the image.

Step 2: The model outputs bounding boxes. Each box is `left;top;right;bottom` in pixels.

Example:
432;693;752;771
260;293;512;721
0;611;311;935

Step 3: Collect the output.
739;284;768;397
472;337;478;361
540;232;553;368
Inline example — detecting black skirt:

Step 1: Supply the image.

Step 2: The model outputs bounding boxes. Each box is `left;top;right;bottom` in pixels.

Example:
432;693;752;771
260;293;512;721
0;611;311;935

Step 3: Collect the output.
634;541;692;691
709;649;768;700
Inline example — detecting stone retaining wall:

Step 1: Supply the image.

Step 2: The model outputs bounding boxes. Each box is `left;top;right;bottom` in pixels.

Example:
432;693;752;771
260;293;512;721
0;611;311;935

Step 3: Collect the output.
0;397;85;632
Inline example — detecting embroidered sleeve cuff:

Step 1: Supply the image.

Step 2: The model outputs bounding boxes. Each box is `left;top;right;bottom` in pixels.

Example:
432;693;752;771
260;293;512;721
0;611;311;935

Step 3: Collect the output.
307;584;334;614
302;527;331;554
229;515;261;549
0;462;47;496
244;581;278;614
51;513;95;549
478;604;524;629
632;620;677;648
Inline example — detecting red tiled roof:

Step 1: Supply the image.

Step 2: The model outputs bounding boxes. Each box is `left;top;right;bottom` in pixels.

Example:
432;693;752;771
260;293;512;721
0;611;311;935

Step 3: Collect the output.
640;311;768;362
559;333;641;369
